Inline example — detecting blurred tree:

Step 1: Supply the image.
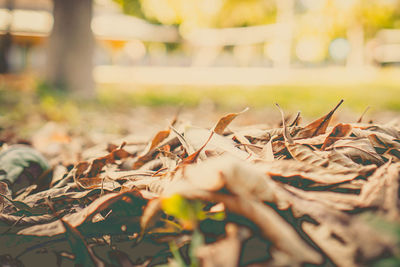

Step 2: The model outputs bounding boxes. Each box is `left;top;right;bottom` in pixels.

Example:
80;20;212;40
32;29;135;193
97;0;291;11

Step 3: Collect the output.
327;0;400;66
293;0;400;65
47;0;94;97
113;0;147;20
114;0;279;66
114;0;276;29
114;0;400;67
360;0;400;38
0;0;13;73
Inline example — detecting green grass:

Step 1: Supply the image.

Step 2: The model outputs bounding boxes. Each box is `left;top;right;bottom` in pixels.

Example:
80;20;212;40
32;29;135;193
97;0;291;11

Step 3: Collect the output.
97;83;400;116
1;79;399;133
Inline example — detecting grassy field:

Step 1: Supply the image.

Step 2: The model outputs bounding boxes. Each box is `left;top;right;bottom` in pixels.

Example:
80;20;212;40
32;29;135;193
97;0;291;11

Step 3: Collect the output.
94;66;400;116
97;82;400;116
1;70;399;130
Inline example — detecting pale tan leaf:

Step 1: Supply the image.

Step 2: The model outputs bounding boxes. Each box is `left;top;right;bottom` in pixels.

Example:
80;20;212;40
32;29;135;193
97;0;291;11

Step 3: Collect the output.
261;135;275;161
302;222;356;267
361;125;400;139
286;143;329;167
368;133;400;150
196;224;246;267
211;194;322;264
184;127;249;160
359;163;400;219
328;138;384;165
259;160;373;184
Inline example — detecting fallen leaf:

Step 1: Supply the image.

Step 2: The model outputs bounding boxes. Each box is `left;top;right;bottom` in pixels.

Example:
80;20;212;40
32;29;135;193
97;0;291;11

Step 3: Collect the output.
213;107;249;135
18;189;147;236
321;123;353;150
196;224;246;267
295;99;344;139
328;138;384;166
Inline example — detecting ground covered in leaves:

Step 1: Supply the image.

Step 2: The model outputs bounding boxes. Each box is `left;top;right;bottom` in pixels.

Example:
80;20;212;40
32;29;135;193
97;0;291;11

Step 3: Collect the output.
1;100;400;267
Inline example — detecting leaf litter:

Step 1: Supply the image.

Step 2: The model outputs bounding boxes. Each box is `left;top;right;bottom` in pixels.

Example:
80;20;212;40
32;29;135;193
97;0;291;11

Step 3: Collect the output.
1;101;400;266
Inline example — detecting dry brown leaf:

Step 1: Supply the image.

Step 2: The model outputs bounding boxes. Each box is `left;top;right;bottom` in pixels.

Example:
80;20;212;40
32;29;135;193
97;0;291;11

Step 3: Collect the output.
359;163;400;218
295;99;343;139
213;107;249;135
321;123;353;150
361;125;400;139
302;222;356;267
241;126;302;144
357;106;370;123
196;224;248;267
0;213;55;226
294;132;329;146
70;145;132;187
259;159;372;184
209;193;322;264
328;138;384;166
302;217;393;267
140;198;162;233
163;178;321;264
283;185;357;211
106;169;155;179
133;137;180;170
322;149;364;169
0;181;11;212
368;133;400;151
288;194;394;267
276;103;294;144
351;126;395;141
286;142;330;166
18;189;146;236
184;127;249;160
180;131;214;165
261;135;275;161
4;104;400;266
276;104;343;169
86;146;131;178
289;111;302;127
181;155;280;202
149;129;170;151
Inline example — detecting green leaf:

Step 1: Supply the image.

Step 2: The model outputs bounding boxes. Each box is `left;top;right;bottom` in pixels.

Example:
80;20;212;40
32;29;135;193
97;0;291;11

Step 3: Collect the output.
161;194;206;229
206;211;226;221
0;145;50;186
189;229;204;267
169;241;187;267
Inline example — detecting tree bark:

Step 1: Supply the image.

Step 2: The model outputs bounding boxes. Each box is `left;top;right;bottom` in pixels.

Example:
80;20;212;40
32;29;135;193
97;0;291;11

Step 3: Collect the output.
47;0;94;97
0;0;14;73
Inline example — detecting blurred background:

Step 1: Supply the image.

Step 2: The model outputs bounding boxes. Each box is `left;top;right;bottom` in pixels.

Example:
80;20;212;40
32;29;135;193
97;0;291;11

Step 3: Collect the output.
0;0;400;123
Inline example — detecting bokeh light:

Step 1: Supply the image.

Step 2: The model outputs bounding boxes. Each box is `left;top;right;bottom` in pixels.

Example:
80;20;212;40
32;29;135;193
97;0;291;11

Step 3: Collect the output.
329;38;350;62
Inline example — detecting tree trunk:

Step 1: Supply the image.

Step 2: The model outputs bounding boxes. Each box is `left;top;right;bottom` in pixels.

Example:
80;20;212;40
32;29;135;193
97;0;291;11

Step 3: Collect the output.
0;0;13;73
0;33;12;74
47;0;94;97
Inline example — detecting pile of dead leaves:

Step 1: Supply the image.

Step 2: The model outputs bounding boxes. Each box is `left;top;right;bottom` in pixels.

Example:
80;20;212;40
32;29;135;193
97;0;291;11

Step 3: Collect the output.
1;100;400;267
